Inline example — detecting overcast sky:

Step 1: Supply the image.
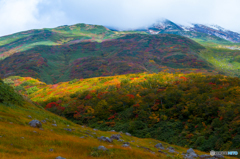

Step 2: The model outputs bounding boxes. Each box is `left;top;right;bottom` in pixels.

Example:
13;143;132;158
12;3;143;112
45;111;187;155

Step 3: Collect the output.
0;0;240;36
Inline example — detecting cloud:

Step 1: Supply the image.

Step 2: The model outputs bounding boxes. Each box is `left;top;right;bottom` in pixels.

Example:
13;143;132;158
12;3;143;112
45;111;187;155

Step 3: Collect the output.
0;0;240;36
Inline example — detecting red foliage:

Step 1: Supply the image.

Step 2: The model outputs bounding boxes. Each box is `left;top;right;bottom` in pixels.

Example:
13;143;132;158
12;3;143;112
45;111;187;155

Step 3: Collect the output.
195;125;198;128
85;94;92;100
135;114;139;118
133;103;140;107
126;94;135;99
108;115;115;120
219;116;223;120
45;102;65;111
208;82;216;85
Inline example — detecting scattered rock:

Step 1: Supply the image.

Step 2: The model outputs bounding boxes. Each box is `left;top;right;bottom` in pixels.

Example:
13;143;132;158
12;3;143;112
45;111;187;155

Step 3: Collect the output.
93;132;96;135
131;140;135;142
49;149;54;152
39;128;44;130
110;130;115;132
52;124;57;127
29;120;42;128
41;120;47;123
21;137;24;139
53;120;56;124
80;136;85;138
118;139;124;142
155;143;164;149
98;136;113;143
33;131;37;133
27;115;32;119
122;144;130;147
67;125;69;127
110;134;121;140
98;146;108;151
184;148;198;159
93;128;97;131
55;156;66;159
64;128;72;132
125;132;131;136
123;142;130;145
158;150;168;155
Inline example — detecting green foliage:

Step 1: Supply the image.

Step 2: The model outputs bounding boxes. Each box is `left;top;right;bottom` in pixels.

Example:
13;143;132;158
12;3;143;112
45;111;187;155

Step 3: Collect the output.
15;85;25;92
27;86;39;95
68;78;78;84
0;82;24;105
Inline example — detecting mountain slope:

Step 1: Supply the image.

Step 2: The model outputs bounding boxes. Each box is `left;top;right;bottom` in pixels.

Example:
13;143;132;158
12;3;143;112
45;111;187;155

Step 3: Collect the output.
0;32;212;84
4;72;240;158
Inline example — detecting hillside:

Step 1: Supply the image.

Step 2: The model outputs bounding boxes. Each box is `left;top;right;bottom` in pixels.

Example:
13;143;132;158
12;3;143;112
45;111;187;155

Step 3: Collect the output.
4;72;240;158
2;73;238;159
0;30;212;84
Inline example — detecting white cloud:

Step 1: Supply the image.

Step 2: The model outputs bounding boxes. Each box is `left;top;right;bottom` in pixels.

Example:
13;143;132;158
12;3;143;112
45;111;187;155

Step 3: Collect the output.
0;0;240;36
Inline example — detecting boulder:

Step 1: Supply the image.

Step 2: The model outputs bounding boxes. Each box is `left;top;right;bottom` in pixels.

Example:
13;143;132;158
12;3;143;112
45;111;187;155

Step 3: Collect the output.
98;146;108;151
125;132;131;136
184;148;198;159
199;154;212;159
97;136;113;143
64;128;72;132
52;124;57;127
187;148;195;154
29;120;42;128
122;144;130;147
110;134;121;140
41;120;47;123
155;143;164;149
27;115;32;119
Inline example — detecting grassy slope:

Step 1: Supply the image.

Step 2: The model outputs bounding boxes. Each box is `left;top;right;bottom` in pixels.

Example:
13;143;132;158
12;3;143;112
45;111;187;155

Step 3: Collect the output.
4;71;240;158
2;75;236;159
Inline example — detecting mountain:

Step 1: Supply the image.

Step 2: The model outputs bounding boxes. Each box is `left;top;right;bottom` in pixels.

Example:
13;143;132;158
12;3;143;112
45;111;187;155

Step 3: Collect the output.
116;19;240;45
0;24;213;84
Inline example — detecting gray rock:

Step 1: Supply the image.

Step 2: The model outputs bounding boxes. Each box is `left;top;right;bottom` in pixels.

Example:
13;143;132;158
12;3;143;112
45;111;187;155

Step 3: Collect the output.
169;149;175;153
118;139;124;142
49;149;54;152
97;136;113;143
29;120;42;128
158;150;168;155
67;125;69;127
39;128;44;130
110;134;122;140
27;115;32;119
110;130;115;132
53;120;56;124
98;146;108;151
122;144;130;147
80;136;85;138
123;142;130;145
52;124;57;127
155;143;164;149
93;128;98;131
55;156;66;159
41;120;47;123
64;128;72;132
199;154;212;159
187;148;195;154
125;132;131;136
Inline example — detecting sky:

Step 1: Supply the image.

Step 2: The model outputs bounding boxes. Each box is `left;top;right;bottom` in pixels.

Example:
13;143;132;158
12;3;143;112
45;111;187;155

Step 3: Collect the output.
0;0;240;36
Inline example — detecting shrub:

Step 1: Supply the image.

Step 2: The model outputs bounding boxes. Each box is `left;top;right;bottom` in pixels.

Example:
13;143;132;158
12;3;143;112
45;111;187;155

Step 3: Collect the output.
27;86;39;95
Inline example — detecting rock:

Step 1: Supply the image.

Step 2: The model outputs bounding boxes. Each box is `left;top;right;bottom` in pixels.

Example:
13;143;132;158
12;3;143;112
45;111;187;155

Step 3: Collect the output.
29;120;42;128
110;130;115;132
55;156;66;159
98;146;108;151
131;140;135;142
123;142;130;145
39;128;44;130
199;154;212;159
122;144;130;147
64;128;72;132
158;150;168;155
49;149;54;152
119;131;123;134
67;125;69;127
118;139;124;142
27;115;32;119
187;148;195;154
80;136;85;138
213;154;225;158
110;134;122;140
33;131;37;133
125;132;131;136
53;120;56;124
52;124;57;127
41;120;47;123
93;128;97;131
155;143;164;149
21;137;24;139
97;136;113;143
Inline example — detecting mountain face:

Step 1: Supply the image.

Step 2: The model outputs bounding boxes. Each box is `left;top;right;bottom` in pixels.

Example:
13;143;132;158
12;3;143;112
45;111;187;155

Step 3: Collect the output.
128;19;240;43
0;24;212;84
